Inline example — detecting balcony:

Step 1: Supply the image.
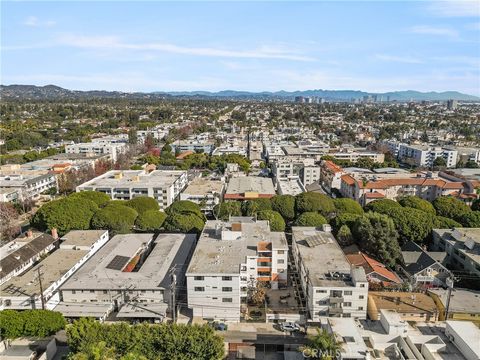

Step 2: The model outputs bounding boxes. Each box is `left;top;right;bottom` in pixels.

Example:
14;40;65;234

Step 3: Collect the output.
328;307;343;315
329;296;344;304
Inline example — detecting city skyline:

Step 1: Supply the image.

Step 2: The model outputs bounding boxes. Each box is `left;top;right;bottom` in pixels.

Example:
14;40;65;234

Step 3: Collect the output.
2;1;480;95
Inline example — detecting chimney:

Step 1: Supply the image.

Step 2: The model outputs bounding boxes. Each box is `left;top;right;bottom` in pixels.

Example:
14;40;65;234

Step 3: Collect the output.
51;228;58;240
26;230;33;238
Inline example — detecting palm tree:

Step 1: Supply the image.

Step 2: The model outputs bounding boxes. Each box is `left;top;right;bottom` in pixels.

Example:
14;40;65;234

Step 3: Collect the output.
300;328;342;360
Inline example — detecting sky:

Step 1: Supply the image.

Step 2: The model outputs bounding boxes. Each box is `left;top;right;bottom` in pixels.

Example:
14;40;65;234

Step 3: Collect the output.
1;1;480;94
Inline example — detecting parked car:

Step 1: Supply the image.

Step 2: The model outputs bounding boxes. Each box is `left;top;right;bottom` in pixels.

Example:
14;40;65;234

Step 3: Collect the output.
280;322;300;332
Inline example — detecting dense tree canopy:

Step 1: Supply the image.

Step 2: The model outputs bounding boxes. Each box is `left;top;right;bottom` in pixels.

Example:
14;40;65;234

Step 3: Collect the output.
271;195;296;220
257;210;286;232
67;318;225;360
398;196;436;215
352;212;401;267
125;197;160;214
91;202;138;233
0;310;66;339
295;192;335;217
163;213;205;233
31;197;98;235
459;211;480;227
364;199;401;213
294;212;328;227
433;197;471;221
241;198;272;217
381;206;435;244
434;216;462;229
333;198;364;215
135;210;167;231
215;201;242;220
331;212;362;233
471;198;480;211
69;191;111;207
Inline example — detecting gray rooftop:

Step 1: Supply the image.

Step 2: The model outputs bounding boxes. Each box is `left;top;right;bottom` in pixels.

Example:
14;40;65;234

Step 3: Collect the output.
182;178;224;195
292;227;365;287
186;218;288;275
60;233;196;290
225;176;275;195
429;288;480;314
60;230;108;248
433;227;480;264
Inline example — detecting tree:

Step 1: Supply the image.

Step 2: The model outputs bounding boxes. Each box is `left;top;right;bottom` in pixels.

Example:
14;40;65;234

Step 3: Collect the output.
433;197;471;221
398;196;436;215
215;201;242;220
0;202;20;241
384;207;435;244
352;212;401;267
166;200;204;219
241;198;272;217
69;191;111;207
271;195;296;220
337;225;354;246
90;203;138;234
434;216;462;229
0;310;66;339
364;199;401;213
163;213;205;233
294;212;328;227
248;280;267;306
333;198;364;215
465;160;479;169
459;211;480;227
295;192;335;217
331;213;362;233
125;197;160;214
257;210;286;231
300;328;342;360
472;199;480;211
135;210;167;231
31;197;98;236
433;156;447;169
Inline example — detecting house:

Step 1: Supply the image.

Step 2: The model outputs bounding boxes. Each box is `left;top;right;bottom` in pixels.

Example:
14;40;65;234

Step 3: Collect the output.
346;252;402;286
291;226;368;321
400;241;450;288
186;217;288;321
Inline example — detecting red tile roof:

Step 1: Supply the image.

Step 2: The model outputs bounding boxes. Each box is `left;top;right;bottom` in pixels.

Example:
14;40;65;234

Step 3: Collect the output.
347;252;402;284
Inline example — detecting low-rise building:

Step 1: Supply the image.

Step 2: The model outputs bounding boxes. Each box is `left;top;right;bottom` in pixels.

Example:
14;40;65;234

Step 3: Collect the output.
431;228;480;279
445;321;480;360
65;142;127;162
186;217;288;321
58;233;196;321
346;252;402;286
299;165;320;187
320;160;345;194
180;178;225;214
76;169;188;210
0;173;57;202
291;226;368;321
171;140;215;155
0;230;108;310
429;288;480;323
276;178;306;196
224;176;276;201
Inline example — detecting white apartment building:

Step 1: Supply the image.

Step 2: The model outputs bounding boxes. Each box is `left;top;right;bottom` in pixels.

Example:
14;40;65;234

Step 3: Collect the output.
445;321;480;360
180;178;225;214
0;230;109;310
76;169;188;210
276;178;306;196
171;140;215;155
291;226;368;321
320;160;345;194
136;127;169;144
0;173;57;201
384;141;458;168
186;217;288;321
57;233;196;321
329;149;385;163
300;165;321;186
65;142;127;162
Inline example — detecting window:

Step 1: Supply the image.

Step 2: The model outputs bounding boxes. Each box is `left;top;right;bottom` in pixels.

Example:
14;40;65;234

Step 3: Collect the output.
277;250;285;254
222;287;233;292
194;276;204;281
344;291;352;295
358;306;364;310
222;298;233;303
359;295;364;299
343;302;352;307
222;276;232;281
360;284;366;288
90;290;94;293
194;287;205;292
72;290;76;294
103;290;108;294
316;290;327;293
212;297;218;300
277;259;285;264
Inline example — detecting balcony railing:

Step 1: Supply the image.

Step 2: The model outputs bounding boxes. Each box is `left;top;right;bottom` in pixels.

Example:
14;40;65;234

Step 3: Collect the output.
329;296;344;304
328;307;343;315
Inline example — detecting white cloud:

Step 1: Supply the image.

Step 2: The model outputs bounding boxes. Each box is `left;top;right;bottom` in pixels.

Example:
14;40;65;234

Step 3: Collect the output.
409;25;459;38
375;54;424;64
427;1;480;18
55;34;315;61
23;16;56;28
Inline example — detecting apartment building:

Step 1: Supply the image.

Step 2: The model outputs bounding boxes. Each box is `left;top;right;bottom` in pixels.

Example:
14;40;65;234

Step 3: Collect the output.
340;172;468;206
0;173;57;201
76;169;188;210
58;233;196;321
276;178;305;196
383;141;458;168
320;160;345;194
329;149;385;163
171;140;215;155
0;230;108;310
432;228;480;278
136;126;169;144
65;142;127;162
0;231;57;286
291;226;368;321
180;178;225;214
186;217;288;321
299;165;320;186
224;176;276;201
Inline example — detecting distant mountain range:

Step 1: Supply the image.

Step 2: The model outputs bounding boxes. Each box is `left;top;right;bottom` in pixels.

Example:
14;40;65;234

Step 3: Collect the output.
1;84;478;101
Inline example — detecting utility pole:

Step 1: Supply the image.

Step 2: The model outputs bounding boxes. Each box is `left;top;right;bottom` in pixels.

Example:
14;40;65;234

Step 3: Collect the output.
445;275;455;320
36;266;45;310
170;266;177;323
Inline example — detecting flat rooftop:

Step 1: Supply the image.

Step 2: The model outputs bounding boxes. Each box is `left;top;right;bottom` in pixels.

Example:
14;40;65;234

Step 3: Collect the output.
61;233;196;290
433;228;480;263
187;218;288;275
446;321;480;359
429;288;480;314
225;176;275;195
78;169;186;189
60;230;108;248
182;178;224;195
292;227;364;287
277;179;305;196
369;291;437;314
1;249;88;297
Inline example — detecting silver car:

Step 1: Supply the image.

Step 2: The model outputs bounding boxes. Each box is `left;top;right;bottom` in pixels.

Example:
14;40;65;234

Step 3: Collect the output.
280;322;301;332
